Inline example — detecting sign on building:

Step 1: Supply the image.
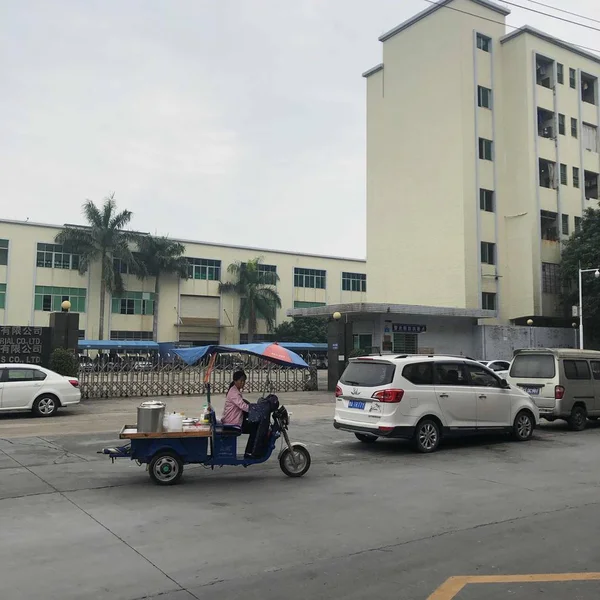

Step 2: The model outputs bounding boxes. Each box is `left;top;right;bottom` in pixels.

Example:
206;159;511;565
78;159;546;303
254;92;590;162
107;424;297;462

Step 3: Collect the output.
392;324;427;334
0;326;52;366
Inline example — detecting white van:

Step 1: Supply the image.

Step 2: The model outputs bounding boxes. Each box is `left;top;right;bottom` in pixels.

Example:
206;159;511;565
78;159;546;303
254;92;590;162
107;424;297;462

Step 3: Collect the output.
506;348;600;430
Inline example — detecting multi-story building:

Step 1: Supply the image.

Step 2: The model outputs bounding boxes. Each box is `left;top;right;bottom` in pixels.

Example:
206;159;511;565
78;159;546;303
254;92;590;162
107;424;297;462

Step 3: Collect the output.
363;0;599;325
0;219;366;343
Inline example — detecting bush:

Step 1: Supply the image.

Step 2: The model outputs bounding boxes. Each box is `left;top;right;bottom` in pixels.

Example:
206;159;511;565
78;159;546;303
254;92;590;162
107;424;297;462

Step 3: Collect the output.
49;348;79;377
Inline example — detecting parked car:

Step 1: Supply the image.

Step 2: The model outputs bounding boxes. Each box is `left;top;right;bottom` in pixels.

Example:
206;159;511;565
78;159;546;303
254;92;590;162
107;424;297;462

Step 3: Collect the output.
334;355;539;453
506;348;600;431
479;360;511;375
0;364;81;417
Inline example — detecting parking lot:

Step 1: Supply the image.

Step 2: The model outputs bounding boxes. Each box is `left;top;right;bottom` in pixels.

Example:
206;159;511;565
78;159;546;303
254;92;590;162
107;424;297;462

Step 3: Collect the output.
2;397;600;600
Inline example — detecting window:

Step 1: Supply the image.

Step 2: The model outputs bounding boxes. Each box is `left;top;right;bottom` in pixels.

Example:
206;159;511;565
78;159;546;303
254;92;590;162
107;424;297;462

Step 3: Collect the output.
561;214;569;235
4;368;46;382
353;334;373;351
239;333;270;344
573;167;580;189
467;364;500;387
434;363;469;386
0;283;5;310
510;354;555;378
240;262;278;285
584;170;599;200
476;33;491;52
570;68;577;89
482;292;496;311
293;301;325;308
558;114;565;135
342;272;366;292
557;63;564;85
36;243;80;270
0;239;7;266
537;108;554;138
571;118;578;138
590;361;600;380
111;292;155;315
294;268;326;289
340;361;395;387
540;210;559;241
536;55;554;88
564;360;591;380
110;330;154;341
480;242;495;265
581;73;597;105
539;159;556;189
583;123;598;153
560;164;568;186
34;286;87;312
402;362;434;385
480;189;494;212
113;257;130;275
478;138;493;161
477;86;492;109
392;333;418;354
542;263;561;294
575;216;582;232
186;258;221;281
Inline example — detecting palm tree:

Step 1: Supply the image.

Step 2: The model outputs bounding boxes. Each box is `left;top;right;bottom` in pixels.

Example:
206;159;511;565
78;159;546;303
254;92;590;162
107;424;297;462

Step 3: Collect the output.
133;236;189;341
219;257;282;343
55;194;136;339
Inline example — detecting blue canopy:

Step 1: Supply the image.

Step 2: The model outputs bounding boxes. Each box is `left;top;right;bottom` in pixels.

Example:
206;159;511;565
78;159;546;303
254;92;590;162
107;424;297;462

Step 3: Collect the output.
78;340;159;351
173;343;309;368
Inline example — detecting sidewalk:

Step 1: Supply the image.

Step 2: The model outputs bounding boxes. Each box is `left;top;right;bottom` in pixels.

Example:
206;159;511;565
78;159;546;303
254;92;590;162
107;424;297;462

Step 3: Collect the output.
0;389;335;439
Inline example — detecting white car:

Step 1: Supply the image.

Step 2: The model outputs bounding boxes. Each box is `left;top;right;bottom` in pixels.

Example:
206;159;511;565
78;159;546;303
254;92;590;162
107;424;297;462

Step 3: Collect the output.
334;355;539;453
479;360;511;377
0;364;81;417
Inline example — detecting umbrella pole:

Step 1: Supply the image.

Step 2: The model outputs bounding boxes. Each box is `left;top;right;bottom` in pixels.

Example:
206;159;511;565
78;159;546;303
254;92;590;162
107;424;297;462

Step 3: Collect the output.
204;353;218;411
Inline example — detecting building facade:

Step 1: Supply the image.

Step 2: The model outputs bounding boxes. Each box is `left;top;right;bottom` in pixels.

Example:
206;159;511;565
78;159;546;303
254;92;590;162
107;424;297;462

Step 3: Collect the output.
0;219;366;343
363;0;599;324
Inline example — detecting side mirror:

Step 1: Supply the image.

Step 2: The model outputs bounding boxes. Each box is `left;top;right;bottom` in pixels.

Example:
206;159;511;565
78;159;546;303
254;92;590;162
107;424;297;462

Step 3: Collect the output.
500;379;510;389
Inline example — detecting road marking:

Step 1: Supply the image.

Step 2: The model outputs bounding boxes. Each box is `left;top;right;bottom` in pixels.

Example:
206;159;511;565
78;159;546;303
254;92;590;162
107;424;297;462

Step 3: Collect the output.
428;572;600;599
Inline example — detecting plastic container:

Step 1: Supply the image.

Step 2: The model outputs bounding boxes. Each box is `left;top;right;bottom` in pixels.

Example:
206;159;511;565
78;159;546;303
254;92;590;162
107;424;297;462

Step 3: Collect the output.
167;412;184;432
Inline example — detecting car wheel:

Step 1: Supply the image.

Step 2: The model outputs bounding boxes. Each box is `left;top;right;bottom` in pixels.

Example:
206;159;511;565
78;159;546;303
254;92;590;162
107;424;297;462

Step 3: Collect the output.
149;452;184;486
513;411;534;441
354;433;378;444
568;405;587;431
32;395;59;417
414;419;440;453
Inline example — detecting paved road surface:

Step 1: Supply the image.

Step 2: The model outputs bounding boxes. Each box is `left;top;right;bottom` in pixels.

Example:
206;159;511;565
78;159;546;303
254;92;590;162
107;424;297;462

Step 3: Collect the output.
1;402;600;599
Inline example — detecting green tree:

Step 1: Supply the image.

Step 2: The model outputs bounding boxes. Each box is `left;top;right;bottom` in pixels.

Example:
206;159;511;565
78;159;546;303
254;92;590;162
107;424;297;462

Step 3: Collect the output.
219;257;282;343
55;194;136;339
49;348;79;377
134;236;189;341
561;207;600;347
273;316;328;343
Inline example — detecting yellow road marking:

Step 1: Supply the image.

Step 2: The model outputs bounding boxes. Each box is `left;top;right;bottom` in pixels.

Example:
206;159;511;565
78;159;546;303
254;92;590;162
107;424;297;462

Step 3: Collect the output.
428;572;600;599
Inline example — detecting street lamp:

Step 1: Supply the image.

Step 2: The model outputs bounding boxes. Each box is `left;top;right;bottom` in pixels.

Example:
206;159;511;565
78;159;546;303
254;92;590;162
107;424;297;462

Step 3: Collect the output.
61;300;71;312
577;267;600;349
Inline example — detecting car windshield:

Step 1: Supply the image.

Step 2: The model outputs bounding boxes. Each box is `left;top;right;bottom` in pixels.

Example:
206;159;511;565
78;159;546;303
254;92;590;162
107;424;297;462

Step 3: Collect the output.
340;361;395;387
510;354;555;379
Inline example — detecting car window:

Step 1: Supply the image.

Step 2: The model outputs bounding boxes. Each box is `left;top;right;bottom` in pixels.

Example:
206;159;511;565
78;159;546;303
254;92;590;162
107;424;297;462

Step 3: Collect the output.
434;363;469;386
491;361;510;371
563;360;591;380
466;364;500;387
6;369;36;382
33;370;47;381
590;361;600;380
510;354;556;379
402;362;434;385
340;361;395;387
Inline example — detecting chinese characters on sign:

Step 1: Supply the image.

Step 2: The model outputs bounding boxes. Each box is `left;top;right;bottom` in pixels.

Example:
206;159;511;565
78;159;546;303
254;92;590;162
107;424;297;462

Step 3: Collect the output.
392;324;427;334
0;326;51;365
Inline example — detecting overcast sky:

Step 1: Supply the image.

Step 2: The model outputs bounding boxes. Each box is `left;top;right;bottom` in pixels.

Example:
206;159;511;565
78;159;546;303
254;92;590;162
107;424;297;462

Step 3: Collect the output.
1;0;598;258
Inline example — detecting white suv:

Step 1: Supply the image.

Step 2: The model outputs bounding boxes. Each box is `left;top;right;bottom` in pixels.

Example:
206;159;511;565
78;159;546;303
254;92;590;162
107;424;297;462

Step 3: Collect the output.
334;355;539;453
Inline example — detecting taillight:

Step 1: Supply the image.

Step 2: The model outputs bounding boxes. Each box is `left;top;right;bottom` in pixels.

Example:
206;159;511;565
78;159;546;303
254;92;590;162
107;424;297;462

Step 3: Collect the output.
555;385;565;400
372;389;404;403
69;379;79;388
335;386;342;398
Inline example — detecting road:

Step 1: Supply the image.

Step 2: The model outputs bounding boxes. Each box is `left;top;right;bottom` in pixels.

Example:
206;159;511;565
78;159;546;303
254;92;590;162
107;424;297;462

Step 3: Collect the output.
2;397;600;600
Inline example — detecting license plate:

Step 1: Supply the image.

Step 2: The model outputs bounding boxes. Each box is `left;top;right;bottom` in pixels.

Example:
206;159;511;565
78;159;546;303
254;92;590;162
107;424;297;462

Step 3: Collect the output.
348;400;366;410
522;387;540;396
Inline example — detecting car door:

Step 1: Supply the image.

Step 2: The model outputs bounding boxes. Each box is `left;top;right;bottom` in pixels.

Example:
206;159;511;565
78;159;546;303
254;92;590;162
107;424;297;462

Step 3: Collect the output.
433;362;476;429
466;363;511;427
589;361;600;415
2;368;43;409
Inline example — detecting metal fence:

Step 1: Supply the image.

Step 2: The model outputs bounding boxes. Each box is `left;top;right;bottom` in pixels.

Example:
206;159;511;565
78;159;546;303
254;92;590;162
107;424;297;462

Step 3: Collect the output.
78;354;318;399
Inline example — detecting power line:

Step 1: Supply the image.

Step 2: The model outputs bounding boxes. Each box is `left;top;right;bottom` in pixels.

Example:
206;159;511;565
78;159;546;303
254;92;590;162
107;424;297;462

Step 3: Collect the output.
420;0;600;56
497;0;600;32
520;0;600;25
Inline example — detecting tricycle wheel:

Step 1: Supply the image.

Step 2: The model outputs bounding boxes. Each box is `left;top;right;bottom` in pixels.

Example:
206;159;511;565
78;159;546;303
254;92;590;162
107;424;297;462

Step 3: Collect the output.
149;451;183;486
279;445;311;478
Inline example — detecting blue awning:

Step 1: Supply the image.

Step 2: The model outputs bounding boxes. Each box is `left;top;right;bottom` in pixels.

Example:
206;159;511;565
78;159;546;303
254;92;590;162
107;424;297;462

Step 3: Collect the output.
78;340;160;351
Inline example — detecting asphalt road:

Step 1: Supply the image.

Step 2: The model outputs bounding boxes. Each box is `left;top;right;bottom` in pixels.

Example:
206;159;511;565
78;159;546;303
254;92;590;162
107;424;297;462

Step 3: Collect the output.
2;405;600;600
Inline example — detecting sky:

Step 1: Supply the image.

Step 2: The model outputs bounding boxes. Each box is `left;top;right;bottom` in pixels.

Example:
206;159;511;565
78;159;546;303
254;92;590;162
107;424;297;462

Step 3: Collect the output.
1;0;598;259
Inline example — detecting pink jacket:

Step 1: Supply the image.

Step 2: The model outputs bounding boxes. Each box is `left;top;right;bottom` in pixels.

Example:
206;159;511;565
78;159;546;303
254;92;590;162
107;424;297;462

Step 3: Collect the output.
222;385;248;426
